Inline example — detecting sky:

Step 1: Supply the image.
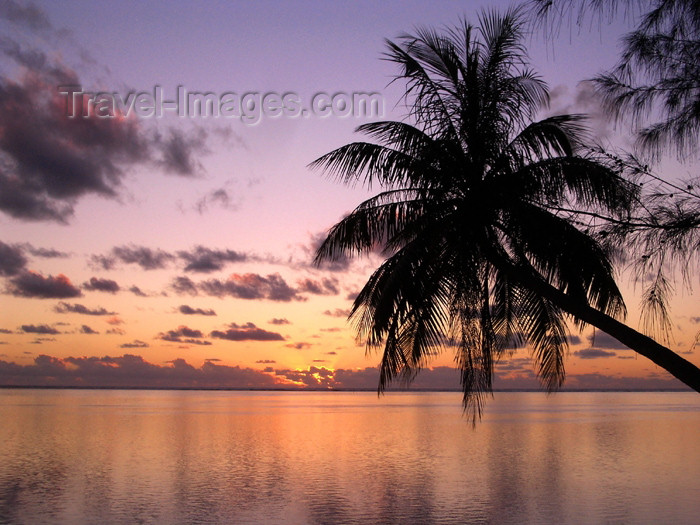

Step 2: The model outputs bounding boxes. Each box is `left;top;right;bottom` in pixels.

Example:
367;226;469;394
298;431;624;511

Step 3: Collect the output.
0;0;697;391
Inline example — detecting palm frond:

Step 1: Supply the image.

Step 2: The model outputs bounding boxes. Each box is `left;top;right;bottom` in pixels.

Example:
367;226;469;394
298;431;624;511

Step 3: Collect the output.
310;8;682;417
308;142;421;188
499;201;627;320
514;286;568;391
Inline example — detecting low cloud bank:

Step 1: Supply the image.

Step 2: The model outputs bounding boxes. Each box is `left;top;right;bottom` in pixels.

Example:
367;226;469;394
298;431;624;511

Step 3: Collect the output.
0;355;688;391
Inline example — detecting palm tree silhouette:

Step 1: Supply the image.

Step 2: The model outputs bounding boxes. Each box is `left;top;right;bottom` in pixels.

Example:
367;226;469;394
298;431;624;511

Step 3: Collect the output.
311;8;700;416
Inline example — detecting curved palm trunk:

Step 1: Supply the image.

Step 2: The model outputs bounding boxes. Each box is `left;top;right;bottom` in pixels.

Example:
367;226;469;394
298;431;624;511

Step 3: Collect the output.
503;262;700;392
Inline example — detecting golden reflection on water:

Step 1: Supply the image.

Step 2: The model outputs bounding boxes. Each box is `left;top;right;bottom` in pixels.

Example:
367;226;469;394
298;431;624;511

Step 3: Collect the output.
0;390;698;524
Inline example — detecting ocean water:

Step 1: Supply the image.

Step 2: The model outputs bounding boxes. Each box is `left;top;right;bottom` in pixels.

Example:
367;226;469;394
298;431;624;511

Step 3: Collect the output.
0;389;697;524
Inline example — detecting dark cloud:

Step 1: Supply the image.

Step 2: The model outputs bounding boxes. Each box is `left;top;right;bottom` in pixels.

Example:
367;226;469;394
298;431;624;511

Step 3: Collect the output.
285;342;312;350
109;245;175;271
573;348;617;359
0;328;13;334
82;276;120;293
21;324;60;335
0;241;27;276
0;1;52;32
190;273;304;302
567;335;582;345
7;271;82;298
320;327;341;332
22;243;70;259
561;372;690;391
24;245;69;258
0;242;69;277
158;325;211;345
106;327;125;335
495;357;532;371
0;18;218;224
269;318;290;325
154;127;207;176
119;340;149;349
0;354;691;391
177;246;247;273
29;337;54;344
256;359;276;364
54;302;116;316
106;316;124;325
94;244;264;274
88;254;115;271
0;53;152;222
297;277;339;295
186;173;252;215
171;338;212;346
326;351;337;355
346;291;359;301
0;354;280;388
194;187;237;214
690;317;700;324
323;308;351;318
79;325;98;334
587;332;631;350
179;304;216;316
171;276;198;295
210;322;284;342
129;285;148;297
0;35;51;70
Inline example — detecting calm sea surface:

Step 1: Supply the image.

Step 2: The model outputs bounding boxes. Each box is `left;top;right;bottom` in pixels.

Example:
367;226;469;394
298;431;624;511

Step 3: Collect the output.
0;390;698;524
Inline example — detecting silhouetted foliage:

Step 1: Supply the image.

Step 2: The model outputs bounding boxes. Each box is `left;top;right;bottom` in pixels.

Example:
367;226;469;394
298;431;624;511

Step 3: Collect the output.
531;0;700;160
312;8;700;419
530;0;700;350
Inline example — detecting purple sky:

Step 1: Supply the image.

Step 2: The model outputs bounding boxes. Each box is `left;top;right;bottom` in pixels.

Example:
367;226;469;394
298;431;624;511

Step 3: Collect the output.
0;1;696;391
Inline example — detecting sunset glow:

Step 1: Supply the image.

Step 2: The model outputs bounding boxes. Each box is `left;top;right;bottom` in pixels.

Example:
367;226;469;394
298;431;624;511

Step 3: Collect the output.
0;0;697;392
